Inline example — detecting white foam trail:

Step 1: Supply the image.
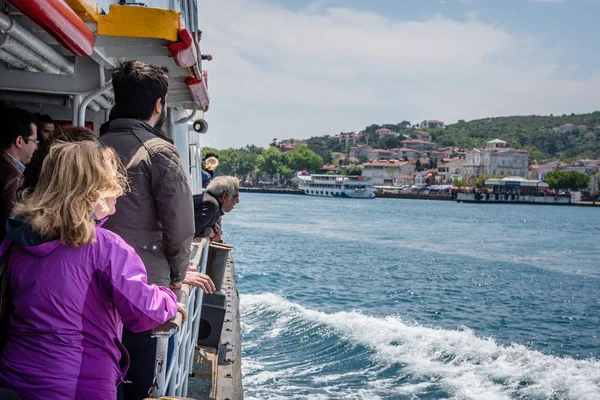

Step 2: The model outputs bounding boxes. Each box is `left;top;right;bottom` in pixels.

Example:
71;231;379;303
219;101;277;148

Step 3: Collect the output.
241;293;600;400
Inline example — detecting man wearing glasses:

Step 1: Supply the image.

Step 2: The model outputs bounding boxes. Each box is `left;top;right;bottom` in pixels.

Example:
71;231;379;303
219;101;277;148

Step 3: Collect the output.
0;104;38;242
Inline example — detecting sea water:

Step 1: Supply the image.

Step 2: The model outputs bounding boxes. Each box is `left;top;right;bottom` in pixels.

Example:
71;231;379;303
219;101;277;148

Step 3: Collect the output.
225;193;600;399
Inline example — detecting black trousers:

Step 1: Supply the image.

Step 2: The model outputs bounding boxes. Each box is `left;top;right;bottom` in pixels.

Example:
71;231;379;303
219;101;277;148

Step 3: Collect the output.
0;389;22;400
118;328;157;400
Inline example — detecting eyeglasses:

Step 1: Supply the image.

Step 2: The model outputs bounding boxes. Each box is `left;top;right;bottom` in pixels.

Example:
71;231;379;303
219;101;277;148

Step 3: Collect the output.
22;136;39;146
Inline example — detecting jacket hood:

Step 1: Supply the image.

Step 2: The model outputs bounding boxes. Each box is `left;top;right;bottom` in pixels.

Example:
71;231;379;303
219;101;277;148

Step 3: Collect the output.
5;217;61;256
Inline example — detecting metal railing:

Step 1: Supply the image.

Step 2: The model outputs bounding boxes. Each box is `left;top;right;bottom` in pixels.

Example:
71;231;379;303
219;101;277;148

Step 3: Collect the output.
150;238;209;397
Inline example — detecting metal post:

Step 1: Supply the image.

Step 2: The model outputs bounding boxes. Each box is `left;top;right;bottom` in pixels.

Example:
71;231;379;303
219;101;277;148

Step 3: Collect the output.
152;336;170;397
72;95;82;126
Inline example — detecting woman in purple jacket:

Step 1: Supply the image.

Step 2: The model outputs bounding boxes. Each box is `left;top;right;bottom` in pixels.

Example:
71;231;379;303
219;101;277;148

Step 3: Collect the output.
0;141;183;399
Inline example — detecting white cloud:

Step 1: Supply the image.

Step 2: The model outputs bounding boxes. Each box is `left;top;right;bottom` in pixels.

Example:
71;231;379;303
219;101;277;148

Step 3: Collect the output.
198;0;597;148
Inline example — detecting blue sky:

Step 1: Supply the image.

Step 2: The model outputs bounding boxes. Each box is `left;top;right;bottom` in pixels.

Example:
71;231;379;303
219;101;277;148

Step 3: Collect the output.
198;0;600;149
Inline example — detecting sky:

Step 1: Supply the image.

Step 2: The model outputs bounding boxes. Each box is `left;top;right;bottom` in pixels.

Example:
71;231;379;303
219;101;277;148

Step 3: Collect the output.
197;0;600;149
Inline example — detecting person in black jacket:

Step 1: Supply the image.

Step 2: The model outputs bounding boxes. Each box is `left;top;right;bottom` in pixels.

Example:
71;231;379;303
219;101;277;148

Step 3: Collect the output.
0;104;37;242
194;176;239;242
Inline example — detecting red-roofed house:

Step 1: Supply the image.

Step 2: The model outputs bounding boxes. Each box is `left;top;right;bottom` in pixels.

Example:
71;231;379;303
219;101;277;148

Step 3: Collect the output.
349;144;370;159
552;124;578;134
438;146;459;158
419;120;444;129
413;130;432;142
401;139;436;150
363;160;415;185
375;128;399;137
394;174;415;186
389;147;420;160
277;138;306;152
331;133;365;148
367;148;394;161
437;157;464;183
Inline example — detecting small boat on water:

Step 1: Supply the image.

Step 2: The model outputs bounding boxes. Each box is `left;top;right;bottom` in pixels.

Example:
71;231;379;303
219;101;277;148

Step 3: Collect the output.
298;174;376;198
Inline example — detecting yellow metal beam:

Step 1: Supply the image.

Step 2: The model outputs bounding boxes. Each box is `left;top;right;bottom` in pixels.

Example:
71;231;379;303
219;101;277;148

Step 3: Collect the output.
64;0;100;23
97;4;181;42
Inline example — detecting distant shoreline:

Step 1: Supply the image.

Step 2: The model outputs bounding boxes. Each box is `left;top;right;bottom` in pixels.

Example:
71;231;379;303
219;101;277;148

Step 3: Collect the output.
238;187;600;206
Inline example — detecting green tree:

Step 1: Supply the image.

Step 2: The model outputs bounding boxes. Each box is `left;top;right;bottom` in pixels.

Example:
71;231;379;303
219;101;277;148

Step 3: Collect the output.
278;166;294;179
565;170;590;191
283;146;324;172
544;170;565;196
256;146;283;179
415;159;423;171
452;176;467;188
474;174;494;189
385;166;396;184
342;166;363;176
543;170;588;195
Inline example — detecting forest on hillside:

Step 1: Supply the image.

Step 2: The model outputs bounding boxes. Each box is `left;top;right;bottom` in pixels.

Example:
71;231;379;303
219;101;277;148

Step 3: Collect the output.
206;112;600;179
304;112;600;163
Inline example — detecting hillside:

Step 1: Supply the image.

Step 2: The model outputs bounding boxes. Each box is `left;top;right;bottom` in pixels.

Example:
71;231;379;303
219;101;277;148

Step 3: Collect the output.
437;112;600;162
305;112;600;163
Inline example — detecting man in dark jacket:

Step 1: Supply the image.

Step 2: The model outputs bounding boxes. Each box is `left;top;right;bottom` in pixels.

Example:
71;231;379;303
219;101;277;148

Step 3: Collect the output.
0;105;38;242
22;114;54;191
100;61;213;399
194;176;240;242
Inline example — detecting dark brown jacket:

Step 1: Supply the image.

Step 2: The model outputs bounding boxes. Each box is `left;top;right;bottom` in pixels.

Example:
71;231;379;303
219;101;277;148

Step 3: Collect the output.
193;191;222;238
0;150;23;242
99;119;194;286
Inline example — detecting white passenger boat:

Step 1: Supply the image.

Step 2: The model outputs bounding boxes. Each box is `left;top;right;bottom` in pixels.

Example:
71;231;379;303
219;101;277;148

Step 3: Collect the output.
298;174;375;198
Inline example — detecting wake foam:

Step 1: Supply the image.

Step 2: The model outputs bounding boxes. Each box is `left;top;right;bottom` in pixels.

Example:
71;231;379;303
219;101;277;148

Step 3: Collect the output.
241;293;600;400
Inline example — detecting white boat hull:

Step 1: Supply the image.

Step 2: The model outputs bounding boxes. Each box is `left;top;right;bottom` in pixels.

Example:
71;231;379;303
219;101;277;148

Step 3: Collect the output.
301;187;375;198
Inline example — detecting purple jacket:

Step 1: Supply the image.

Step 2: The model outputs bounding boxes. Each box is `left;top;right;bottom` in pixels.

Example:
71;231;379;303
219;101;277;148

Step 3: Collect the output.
0;218;178;399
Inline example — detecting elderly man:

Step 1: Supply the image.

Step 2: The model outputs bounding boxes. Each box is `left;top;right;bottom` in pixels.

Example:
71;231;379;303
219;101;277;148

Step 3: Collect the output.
194;176;240;241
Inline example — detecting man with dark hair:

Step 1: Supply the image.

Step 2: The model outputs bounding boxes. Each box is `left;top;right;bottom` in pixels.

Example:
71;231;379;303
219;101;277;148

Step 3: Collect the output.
22;114;55;190
0;104;37;241
36;114;54;143
99;60;212;399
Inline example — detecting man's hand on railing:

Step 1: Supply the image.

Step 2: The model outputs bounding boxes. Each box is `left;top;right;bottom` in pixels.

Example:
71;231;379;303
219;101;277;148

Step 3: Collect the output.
182;271;216;294
208;224;222;242
177;302;188;324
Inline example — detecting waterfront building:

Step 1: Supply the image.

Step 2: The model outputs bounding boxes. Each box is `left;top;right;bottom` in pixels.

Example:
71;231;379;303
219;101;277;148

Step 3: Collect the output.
437;157;464;184
363;160;415;186
462;139;529;178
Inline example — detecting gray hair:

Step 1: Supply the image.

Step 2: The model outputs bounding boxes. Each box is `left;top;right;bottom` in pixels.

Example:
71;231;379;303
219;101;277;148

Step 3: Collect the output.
207;176;239;198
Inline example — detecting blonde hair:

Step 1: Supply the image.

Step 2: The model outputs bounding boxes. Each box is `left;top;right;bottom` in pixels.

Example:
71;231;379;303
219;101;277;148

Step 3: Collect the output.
202;156;219;172
13;141;128;247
